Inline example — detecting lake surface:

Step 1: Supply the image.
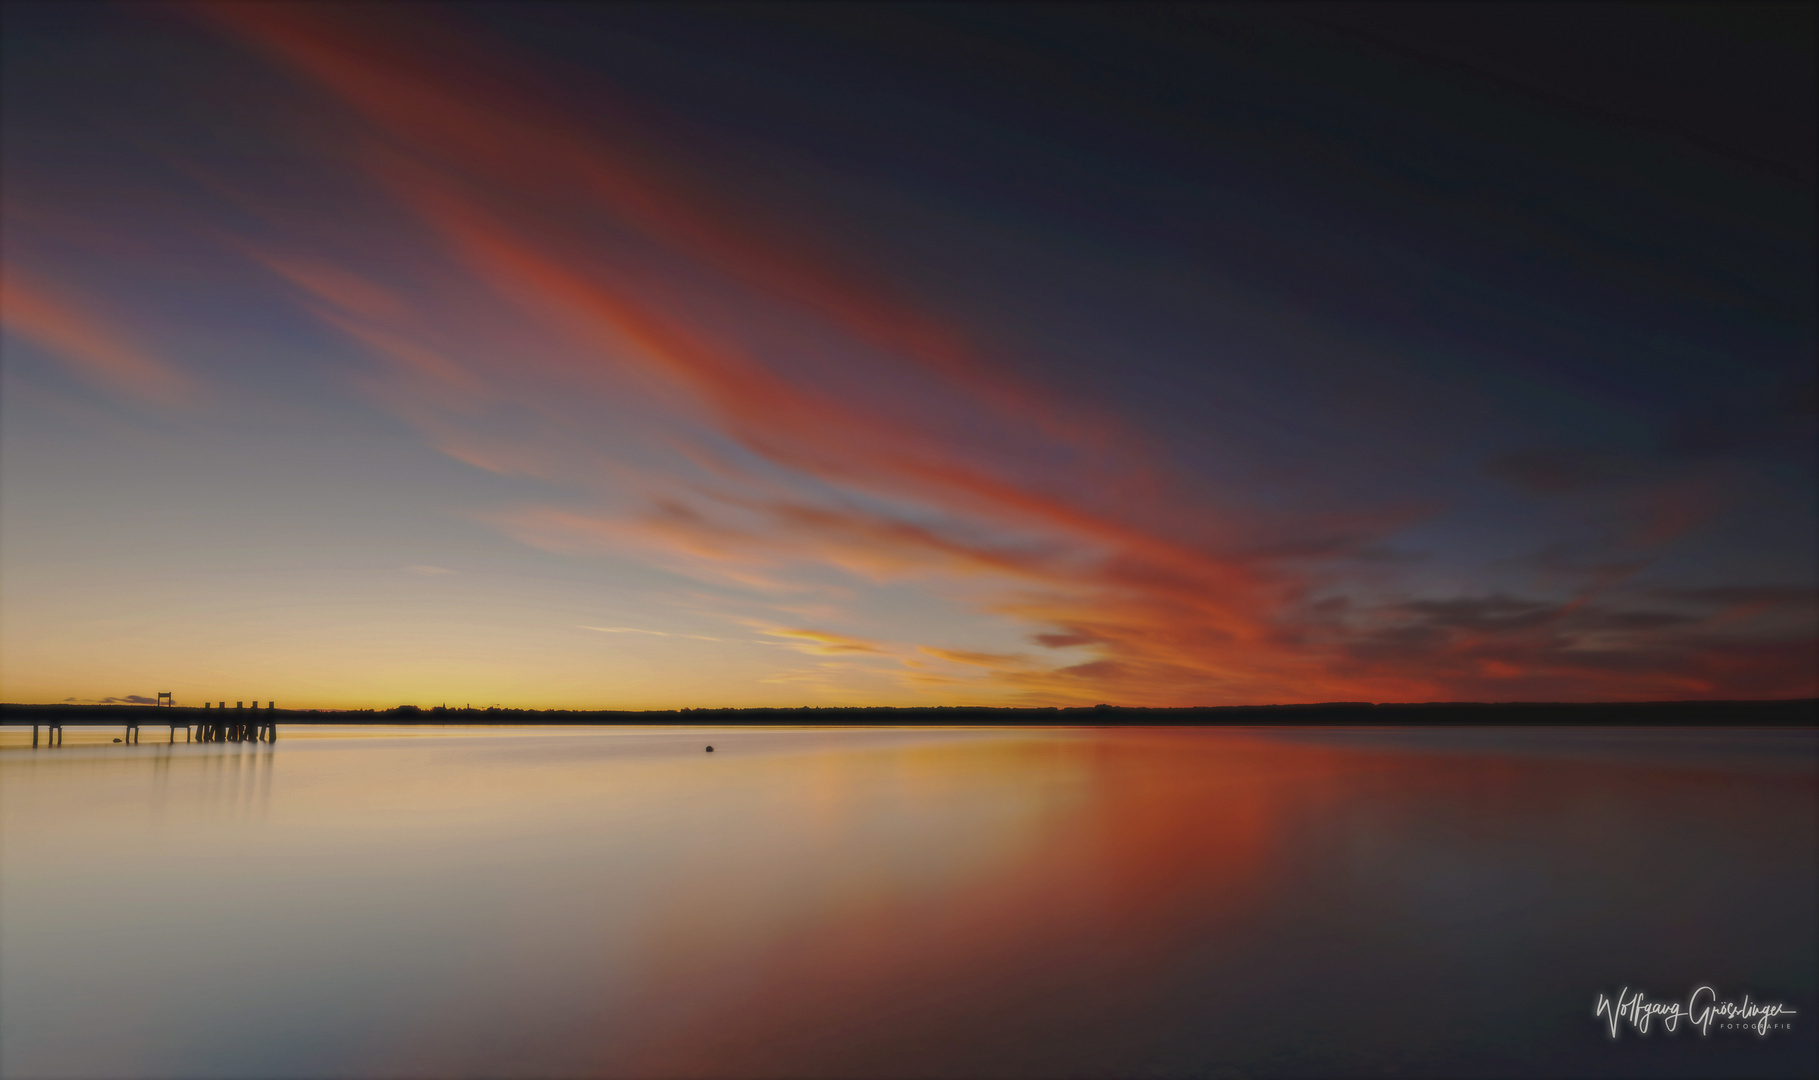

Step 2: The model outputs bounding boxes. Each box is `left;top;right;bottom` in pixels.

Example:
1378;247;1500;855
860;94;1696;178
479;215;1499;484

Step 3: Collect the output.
3;724;1813;1078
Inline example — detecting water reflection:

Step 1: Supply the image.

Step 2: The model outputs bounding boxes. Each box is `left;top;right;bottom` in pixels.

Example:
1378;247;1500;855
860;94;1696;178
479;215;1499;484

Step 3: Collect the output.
1;726;1812;1079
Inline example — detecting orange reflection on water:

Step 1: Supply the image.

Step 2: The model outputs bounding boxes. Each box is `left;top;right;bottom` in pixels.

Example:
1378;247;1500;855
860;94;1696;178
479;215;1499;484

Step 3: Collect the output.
551;730;1348;1078
415;727;1808;1080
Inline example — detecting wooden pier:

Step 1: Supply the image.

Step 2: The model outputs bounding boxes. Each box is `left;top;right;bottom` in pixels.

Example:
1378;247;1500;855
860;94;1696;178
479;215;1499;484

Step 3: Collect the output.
25;702;278;747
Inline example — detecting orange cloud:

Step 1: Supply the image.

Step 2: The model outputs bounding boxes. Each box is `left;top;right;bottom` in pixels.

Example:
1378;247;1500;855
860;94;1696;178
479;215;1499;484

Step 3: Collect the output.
0;267;199;407
181;1;1815;705
192;1;1117;452
759;628;891;656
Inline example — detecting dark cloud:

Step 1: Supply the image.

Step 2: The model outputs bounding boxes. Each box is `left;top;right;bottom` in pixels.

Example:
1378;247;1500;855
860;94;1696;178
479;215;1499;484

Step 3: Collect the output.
1484;448;1628;494
1659;377;1819;459
1385;595;1711;639
1656;586;1818;610
1033;632;1098;648
1326;583;1817;700
1342;623;1450;662
1059;660;1126;680
1395;595;1558;633
1232;508;1433;564
1527;543;1652;588
1581;610;1697;632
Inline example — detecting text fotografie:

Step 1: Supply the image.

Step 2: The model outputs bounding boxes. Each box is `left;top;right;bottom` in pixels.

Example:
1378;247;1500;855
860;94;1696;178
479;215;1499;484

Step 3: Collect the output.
1595;986;1797;1038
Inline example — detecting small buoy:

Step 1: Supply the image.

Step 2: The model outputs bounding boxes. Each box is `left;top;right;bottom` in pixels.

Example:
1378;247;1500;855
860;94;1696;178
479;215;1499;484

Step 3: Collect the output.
705;745;714;752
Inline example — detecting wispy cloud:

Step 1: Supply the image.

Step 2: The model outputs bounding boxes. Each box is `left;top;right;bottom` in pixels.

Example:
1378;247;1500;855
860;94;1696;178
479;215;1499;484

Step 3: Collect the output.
180;2;1815;704
756;628;891;656
578;626;723;642
0;267;201;407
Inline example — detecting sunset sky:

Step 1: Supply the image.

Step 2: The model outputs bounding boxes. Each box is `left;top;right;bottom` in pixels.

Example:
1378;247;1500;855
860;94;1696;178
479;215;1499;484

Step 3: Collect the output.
3;2;1813;709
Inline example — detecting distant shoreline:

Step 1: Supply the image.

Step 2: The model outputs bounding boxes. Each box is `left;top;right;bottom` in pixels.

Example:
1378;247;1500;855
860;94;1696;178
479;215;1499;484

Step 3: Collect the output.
4;699;1814;727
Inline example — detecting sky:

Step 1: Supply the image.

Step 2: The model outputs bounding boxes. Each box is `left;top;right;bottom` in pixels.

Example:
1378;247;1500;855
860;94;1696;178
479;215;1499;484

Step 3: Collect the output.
2;2;1814;710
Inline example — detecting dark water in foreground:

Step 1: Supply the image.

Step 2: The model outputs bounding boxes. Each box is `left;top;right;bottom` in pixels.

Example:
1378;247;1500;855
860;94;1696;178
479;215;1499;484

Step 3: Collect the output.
2;725;1813;1079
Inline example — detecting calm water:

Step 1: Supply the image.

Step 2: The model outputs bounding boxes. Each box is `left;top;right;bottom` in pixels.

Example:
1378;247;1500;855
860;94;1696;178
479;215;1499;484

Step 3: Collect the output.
2;725;1813;1079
